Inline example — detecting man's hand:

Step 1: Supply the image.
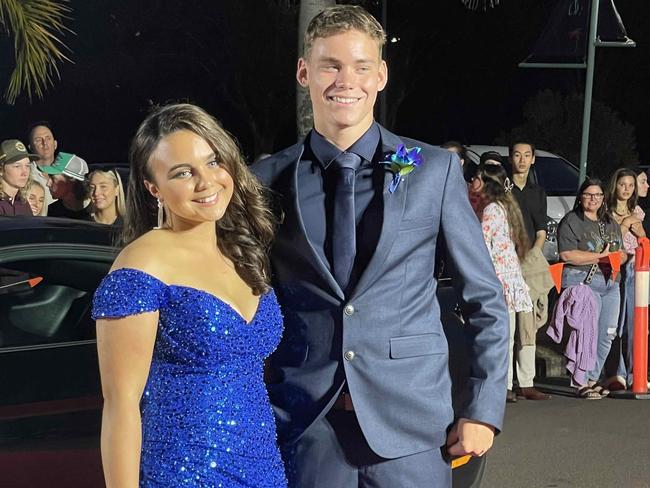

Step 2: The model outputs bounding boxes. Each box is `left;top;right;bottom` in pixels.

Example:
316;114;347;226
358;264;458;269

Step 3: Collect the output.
446;418;495;458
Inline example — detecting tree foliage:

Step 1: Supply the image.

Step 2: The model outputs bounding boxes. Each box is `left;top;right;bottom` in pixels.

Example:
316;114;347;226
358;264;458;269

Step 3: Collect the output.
496;89;639;179
0;0;72;104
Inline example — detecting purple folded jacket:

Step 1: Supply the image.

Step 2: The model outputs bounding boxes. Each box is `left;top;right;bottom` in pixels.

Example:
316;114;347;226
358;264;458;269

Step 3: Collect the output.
547;284;598;387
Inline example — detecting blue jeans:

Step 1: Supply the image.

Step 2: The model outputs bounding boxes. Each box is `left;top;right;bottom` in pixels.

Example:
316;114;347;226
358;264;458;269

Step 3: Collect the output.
616;260;636;384
563;267;620;383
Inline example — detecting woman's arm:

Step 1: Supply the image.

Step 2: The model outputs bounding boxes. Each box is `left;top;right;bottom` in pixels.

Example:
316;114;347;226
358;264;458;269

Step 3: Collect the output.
559;245;610;266
96;311;158;488
480;203;500;257
628;218;646;238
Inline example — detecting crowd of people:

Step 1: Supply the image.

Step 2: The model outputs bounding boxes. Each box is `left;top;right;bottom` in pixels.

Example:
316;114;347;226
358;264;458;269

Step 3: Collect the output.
0;122;125;225
446;139;650;401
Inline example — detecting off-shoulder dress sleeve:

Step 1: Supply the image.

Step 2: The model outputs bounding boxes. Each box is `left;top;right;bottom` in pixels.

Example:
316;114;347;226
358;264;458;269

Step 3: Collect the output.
92;268;166;319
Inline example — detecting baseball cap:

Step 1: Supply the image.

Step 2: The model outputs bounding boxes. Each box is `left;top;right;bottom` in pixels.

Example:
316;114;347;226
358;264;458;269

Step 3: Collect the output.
479;151;504;166
0;139;39;165
39;152;89;181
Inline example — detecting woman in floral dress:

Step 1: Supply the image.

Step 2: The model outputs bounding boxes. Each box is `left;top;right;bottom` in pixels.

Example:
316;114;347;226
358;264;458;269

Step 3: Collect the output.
468;163;533;402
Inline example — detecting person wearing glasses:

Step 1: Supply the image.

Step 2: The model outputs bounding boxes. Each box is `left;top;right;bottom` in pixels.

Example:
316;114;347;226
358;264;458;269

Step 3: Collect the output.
87;168;126;226
557;178;626;399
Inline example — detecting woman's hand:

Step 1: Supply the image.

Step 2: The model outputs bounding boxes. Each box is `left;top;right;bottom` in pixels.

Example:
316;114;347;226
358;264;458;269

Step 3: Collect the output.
622;215;642;233
629;220;646;238
598;243;611;261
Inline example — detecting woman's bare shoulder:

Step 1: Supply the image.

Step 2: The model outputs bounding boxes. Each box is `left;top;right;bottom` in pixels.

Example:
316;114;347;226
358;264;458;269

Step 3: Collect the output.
111;231;172;279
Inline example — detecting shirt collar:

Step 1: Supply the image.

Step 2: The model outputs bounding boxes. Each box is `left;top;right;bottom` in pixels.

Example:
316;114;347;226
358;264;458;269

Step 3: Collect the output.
309;122;381;170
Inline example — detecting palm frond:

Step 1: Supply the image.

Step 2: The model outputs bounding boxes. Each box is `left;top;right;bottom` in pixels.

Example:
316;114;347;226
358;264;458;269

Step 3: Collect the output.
0;0;73;104
461;0;500;11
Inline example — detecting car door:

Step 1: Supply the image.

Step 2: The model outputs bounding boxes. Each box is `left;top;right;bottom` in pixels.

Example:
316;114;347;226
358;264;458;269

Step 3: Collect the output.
0;243;116;488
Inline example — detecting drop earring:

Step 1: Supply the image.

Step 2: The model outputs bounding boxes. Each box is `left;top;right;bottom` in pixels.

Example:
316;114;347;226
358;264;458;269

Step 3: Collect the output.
154;199;164;229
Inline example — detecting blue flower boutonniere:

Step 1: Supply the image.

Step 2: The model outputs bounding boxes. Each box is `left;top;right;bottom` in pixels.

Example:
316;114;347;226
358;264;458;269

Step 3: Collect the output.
381;144;424;193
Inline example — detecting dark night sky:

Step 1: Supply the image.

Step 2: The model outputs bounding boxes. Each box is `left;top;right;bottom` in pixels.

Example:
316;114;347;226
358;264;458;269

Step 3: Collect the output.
0;0;647;165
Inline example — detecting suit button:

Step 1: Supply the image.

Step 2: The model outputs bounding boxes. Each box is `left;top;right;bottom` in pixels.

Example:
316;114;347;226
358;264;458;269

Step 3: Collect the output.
344;350;356;361
344;304;355;316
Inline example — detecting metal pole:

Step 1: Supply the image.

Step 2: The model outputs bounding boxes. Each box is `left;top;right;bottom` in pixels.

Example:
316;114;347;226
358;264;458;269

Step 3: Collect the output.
578;0;600;186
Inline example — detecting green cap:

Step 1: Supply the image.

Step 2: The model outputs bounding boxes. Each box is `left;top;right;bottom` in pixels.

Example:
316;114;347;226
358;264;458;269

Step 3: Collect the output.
0;139;39;165
39;152;89;181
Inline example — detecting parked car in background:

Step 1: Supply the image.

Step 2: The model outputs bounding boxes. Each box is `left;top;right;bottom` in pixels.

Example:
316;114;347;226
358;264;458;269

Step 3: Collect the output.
0;217;116;487
465;145;580;263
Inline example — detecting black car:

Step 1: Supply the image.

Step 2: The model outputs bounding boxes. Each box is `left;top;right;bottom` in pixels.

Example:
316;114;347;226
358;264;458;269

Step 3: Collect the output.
0;216;485;487
0;217;117;487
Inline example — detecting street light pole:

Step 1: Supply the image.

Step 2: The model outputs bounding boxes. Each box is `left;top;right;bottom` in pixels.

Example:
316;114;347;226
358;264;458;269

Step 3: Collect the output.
578;0;600;185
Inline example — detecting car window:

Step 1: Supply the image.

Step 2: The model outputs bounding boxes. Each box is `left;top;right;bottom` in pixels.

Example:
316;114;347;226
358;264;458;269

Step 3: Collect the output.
533;156;580;197
0;258;110;349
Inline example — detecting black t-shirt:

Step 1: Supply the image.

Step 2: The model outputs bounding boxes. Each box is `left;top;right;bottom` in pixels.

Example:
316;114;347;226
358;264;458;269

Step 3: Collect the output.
512;180;547;248
48;200;93;221
557;210;622;275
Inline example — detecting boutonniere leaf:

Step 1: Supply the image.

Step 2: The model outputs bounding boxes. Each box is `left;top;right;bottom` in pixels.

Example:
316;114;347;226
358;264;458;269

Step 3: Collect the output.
381;144;423;193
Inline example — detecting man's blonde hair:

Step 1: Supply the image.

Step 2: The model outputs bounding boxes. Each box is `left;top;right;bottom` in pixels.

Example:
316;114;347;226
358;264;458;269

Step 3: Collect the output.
303;5;386;59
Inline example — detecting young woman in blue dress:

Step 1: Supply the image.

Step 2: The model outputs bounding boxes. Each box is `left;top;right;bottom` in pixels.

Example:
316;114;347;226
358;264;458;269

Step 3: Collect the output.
92;103;286;487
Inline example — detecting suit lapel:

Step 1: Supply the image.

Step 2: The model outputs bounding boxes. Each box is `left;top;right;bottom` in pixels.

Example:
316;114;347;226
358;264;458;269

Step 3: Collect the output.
282;145;345;300
352;127;408;298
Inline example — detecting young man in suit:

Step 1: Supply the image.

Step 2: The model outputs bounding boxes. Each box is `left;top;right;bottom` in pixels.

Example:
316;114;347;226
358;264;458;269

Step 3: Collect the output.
252;5;509;487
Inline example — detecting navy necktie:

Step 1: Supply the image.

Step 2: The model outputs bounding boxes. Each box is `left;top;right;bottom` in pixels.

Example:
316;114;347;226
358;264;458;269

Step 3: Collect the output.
332;152;362;291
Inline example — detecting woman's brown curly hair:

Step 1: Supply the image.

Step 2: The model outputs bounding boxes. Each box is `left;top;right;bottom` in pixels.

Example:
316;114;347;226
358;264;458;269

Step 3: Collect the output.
123;103;276;295
474;163;530;260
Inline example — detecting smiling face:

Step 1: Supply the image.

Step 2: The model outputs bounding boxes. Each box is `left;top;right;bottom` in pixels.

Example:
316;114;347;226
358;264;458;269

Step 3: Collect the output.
27;184;45;215
89;172;119;211
2;157;31;191
580;184;605;213
297;29;387;144
144;130;234;228
615;175;636;202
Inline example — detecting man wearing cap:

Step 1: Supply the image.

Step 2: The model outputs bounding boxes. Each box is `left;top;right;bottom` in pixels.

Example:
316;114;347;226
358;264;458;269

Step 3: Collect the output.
0;139;40;216
41;152;92;220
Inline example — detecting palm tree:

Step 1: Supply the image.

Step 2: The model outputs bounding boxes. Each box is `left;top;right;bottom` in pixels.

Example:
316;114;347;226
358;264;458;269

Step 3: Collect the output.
461;0;500;10
0;0;72;104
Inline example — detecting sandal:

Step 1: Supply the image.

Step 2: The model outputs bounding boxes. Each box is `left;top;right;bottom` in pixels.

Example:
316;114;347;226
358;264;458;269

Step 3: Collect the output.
591;385;610;398
577;387;602;400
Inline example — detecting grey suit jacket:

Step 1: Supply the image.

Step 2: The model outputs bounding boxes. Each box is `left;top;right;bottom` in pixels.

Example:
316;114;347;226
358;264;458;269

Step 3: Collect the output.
251;125;509;459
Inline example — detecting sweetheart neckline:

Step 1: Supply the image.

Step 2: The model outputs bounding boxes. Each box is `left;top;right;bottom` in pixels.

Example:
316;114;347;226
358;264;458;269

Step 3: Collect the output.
169;284;264;326
115;267;266;326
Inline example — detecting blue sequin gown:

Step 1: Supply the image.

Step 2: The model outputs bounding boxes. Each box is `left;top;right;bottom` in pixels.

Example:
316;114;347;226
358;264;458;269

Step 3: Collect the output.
92;268;287;488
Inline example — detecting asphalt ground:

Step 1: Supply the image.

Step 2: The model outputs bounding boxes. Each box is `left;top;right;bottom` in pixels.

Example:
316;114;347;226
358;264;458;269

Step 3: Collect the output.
482;382;650;488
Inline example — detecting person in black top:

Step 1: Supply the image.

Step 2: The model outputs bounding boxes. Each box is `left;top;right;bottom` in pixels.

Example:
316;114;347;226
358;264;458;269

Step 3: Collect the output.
507;141;553;402
635;168;650;237
510;143;547;250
